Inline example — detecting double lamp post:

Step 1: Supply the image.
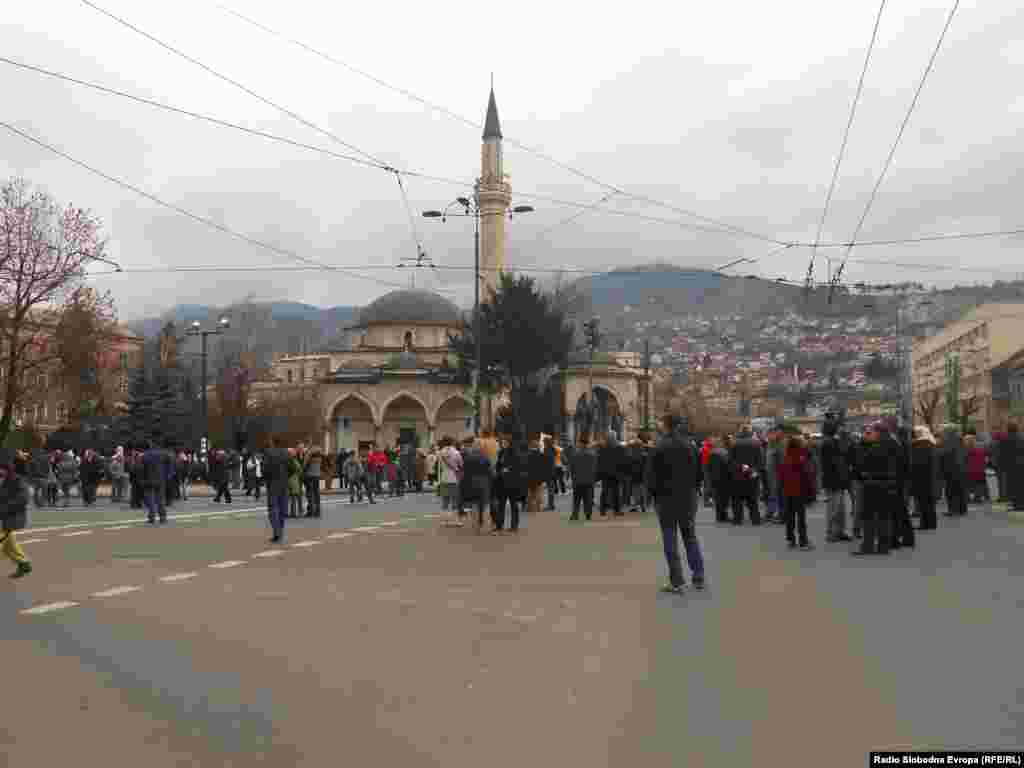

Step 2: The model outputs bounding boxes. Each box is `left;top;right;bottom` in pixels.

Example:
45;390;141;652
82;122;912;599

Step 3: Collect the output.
422;197;534;435
187;314;230;457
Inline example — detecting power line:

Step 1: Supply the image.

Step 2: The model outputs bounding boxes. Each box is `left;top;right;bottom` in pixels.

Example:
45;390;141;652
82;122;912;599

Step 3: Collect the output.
809;228;1024;247
211;2;786;246
531;192;618;240
806;0;887;291
0;56;392;173
0;119;409;290
2;56;791;245
831;0;961;299
80;0;387;167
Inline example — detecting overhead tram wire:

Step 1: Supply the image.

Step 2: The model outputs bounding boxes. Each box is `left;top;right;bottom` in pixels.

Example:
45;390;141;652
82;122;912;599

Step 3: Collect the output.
531;191;619;240
211;2;786;247
0;58;790;246
805;0;887;293
830;0;961;302
0;120;409;290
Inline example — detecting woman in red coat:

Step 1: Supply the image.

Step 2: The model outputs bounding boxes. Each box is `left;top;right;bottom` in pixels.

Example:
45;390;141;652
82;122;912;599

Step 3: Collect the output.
964;434;989;503
777;434;817;551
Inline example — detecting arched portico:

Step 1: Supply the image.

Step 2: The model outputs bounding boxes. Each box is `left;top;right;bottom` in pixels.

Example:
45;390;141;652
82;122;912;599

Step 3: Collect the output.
380;391;432;450
327;393;378;454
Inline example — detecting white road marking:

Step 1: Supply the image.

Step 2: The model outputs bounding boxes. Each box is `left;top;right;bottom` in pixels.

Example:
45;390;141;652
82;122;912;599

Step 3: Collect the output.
380;521;400;527
251;550;284;558
351;526;382;533
107;525;135;531
21;601;79;615
326;532;355;540
91;585;142;598
28;497;354;534
160;572;198;582
61;530;93;537
18;538;47;545
209;560;245;569
292;540;320;548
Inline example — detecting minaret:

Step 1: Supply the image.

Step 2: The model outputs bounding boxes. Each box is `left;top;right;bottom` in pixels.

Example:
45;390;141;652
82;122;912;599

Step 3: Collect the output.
477;86;512;301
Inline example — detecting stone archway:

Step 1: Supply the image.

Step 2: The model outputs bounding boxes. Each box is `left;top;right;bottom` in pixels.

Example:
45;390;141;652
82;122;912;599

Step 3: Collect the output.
575;384;623;440
329;393;377;454
380;392;431;450
434;394;474;444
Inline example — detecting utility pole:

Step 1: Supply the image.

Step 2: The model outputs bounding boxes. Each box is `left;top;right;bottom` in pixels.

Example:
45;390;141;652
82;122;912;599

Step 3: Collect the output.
187;315;230;456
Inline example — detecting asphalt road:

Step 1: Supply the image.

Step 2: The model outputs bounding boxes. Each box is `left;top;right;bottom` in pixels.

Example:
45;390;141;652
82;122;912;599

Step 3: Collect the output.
6;488;1022;766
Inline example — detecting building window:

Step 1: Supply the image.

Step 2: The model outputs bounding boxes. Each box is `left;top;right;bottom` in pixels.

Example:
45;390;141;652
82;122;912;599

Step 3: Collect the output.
57;401;67;423
119;374;129;394
287;369;293;383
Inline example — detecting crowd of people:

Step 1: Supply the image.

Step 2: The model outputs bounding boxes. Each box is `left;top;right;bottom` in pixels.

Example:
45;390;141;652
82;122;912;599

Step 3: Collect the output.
1;417;1020;586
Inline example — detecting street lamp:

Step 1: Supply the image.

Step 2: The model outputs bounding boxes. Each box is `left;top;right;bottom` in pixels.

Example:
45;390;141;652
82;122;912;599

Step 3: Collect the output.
187;315;230;456
423;198;534;435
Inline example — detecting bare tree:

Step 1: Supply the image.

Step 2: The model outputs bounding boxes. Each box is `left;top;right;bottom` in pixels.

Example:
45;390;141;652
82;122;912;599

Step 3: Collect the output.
914;389;943;431
0;178;110;440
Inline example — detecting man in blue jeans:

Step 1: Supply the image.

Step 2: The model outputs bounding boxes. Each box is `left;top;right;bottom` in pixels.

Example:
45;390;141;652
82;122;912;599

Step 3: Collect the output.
263;437;290;544
645;414;706;593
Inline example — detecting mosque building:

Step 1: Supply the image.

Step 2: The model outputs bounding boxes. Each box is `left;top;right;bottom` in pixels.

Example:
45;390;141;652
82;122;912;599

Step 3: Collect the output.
265;88;652;453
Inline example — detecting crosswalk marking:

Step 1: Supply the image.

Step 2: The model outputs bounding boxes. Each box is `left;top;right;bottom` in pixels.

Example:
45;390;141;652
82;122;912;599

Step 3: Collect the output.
251;550;285;558
18;538;47;544
160;572;198;582
21;601;79;615
62;530;93;537
209;560;245;569
91;585;143;598
351;526;382;533
326;532;355;540
292;540;320;548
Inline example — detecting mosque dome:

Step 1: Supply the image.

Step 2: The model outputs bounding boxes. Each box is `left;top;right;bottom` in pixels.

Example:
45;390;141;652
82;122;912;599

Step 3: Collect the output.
358;289;462;326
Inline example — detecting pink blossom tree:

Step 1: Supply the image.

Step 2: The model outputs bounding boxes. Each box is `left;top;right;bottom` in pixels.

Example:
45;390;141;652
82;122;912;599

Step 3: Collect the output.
0;177;112;441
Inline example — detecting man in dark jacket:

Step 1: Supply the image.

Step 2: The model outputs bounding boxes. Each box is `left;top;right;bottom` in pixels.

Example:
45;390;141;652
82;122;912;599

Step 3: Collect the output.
141;443;167;524
820;422;852;542
729;427;763;525
853;422;900;556
645;414;705;593
568;435;598;521
263;437;290;543
599;435;627;516
0;452;32;578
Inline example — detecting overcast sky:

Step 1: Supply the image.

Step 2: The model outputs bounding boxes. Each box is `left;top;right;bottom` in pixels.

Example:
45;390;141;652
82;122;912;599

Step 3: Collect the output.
2;0;1022;321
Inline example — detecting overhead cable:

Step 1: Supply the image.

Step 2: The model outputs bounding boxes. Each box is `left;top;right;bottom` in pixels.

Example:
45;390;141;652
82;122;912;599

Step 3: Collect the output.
0;120;409;290
831;0;961;299
806;0;887;292
212;2;785;246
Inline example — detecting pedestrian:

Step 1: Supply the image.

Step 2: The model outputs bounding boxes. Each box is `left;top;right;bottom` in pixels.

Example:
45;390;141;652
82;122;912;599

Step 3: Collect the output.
263;437;289;544
821;421;852;542
543;435;560;511
964;433;989;504
209;449;232;504
526;434;548;517
0;452;32;578
497;434;529;532
55;449;79;507
910;426;939;530
645;414;706;593
79;449;103;506
778;433;817;551
939;426;968;517
853;422;899;556
728;426;763;525
437;438;463;526
568;434;598;521
460;437;492;534
141;443;167;524
109;447;126;503
763;429;784;523
344;452;366;503
708;436;733;523
246;453;263;500
303;446;322;517
287;448;303;517
29;449;50;508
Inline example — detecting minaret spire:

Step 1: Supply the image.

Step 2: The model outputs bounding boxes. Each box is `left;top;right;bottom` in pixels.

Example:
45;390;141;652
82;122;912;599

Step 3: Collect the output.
482;84;502;140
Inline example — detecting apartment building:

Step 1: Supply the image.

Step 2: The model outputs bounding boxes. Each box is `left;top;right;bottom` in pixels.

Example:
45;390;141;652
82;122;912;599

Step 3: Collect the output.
910;303;1024;432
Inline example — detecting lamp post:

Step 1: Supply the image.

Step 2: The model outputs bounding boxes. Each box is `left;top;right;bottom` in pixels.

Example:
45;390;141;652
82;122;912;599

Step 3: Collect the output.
423;198;534;435
187;315;230;456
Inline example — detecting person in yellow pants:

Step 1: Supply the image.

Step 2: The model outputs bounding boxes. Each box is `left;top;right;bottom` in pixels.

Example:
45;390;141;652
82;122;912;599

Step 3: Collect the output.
0;455;32;578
